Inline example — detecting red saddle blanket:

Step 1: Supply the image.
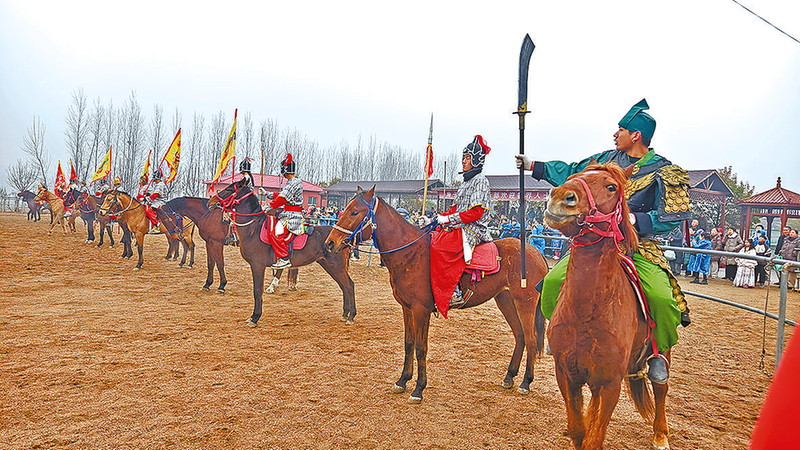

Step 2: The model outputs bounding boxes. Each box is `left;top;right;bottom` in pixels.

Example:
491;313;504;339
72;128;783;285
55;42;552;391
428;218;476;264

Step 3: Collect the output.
466;242;500;272
260;216;308;249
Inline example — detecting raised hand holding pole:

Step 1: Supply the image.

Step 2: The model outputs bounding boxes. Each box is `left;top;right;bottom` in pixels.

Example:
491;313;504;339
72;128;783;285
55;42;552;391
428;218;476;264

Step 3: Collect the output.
514;34;535;288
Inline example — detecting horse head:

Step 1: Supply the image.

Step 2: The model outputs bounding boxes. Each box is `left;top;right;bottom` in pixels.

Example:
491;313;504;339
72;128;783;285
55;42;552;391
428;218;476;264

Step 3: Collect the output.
99;190;124;216
325;186;377;254
33;189;48;203
208;178;261;215
545;163;638;255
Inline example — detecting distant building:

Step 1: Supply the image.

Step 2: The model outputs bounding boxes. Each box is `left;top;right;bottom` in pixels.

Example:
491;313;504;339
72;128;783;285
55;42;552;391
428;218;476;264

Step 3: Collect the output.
203;173;325;211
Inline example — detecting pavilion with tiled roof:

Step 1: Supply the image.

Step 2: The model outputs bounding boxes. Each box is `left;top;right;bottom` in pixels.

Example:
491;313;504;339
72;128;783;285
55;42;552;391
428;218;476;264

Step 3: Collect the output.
738;177;800;241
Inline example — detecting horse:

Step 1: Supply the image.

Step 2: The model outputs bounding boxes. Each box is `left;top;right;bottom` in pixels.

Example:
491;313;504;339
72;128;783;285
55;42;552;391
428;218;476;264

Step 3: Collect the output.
543;163;670;450
33;188;68;235
82;193;116;248
63;189;85;235
166;196;299;294
17;190;41;221
208;178;357;325
324;186;549;404
154;205;197;268
99;190;195;270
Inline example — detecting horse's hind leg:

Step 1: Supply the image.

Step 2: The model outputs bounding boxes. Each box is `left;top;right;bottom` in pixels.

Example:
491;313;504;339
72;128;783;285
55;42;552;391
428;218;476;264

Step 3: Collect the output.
652;351;670;450
265;269;281;293
495;290;528;392
317;252;356;323
288;268;298;291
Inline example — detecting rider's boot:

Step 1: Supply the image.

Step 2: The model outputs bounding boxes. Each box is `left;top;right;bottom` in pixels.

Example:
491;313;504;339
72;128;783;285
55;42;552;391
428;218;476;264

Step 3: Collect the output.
646;354;669;385
449;285;473;309
272;257;291;269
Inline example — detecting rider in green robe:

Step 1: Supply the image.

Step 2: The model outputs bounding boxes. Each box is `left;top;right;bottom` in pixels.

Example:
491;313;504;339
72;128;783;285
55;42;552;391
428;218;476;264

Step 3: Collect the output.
516;99;691;384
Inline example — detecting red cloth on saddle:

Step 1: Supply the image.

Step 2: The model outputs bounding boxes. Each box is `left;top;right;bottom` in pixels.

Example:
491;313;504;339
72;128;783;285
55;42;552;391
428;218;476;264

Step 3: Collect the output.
465;242;501;283
144;205;158;226
260;216;307;257
429;229;499;319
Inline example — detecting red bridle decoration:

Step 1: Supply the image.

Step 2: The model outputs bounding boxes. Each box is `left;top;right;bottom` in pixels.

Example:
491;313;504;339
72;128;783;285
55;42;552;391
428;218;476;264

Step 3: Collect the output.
569;177;626;251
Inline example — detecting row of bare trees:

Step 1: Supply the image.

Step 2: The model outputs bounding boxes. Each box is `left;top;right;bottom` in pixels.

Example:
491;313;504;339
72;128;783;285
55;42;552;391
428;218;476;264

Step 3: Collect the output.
7;88;461;195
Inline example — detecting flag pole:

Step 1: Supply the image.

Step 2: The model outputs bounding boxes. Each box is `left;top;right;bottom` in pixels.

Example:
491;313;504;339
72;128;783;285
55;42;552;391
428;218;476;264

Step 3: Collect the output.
514;34;535;288
422;114;433;214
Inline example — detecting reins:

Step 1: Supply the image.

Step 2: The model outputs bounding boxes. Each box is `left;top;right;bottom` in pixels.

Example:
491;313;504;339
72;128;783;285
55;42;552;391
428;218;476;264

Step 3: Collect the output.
568;177;626;253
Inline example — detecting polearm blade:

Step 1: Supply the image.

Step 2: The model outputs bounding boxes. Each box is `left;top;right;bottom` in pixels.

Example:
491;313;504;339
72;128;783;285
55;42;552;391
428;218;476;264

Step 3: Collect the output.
514;34;535;288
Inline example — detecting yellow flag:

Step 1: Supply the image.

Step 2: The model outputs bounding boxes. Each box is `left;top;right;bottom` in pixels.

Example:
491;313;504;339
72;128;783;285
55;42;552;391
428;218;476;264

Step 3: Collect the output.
91;147;112;183
141;149;151;182
161;129;181;184
213;109;237;183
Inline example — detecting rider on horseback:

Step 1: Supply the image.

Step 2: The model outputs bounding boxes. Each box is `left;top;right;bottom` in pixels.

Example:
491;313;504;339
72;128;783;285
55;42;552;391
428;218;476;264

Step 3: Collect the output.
420;135;493;310
260;153;304;269
141;170;166;233
516;99;691;384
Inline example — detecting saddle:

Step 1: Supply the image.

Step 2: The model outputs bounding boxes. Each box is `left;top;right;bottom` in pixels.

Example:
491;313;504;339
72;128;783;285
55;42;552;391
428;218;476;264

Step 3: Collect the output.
260;216;309;250
464;242;501;283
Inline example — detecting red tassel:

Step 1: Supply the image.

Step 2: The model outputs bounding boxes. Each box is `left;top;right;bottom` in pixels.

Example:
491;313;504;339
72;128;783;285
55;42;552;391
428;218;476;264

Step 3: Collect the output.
475;135;491;155
283;153;293;165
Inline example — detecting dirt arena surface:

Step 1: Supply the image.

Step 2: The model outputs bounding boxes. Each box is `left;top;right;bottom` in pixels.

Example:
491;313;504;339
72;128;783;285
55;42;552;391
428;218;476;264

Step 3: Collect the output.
1;211;797;449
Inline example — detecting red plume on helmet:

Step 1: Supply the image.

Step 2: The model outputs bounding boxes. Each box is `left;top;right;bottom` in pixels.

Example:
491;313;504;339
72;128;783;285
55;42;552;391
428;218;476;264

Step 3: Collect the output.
282;153;293;166
280;153;296;175
475;135;491;155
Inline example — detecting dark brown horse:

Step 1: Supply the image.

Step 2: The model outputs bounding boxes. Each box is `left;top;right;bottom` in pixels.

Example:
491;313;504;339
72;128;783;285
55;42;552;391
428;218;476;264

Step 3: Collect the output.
544;163;669;450
64;188;114;244
324;187;549;403
209;178;356;325
167;196;298;294
18;190;42;221
82;193;116;248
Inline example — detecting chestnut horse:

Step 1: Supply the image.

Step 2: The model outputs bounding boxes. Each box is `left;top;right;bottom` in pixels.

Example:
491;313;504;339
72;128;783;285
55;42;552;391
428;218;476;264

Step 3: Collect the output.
99;191;195;269
167;196;298;294
325;187;549;403
18;190;42;221
209;178;357;325
544;163;670;450
33;188;67;235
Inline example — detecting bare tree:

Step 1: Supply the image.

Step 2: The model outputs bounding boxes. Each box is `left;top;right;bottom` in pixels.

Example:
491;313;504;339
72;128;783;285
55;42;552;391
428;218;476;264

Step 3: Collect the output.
241;111;253;161
85;97;105;182
148;104;165;173
22;116;51;186
207;111;229;179
6;159;37;193
258;119;280;176
182;112;206;196
117;91;146;192
64;88;90;181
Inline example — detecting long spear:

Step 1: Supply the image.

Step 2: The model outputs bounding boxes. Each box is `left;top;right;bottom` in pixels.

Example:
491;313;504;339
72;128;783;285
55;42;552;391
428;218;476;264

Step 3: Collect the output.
514;34;535;288
422;113;433;213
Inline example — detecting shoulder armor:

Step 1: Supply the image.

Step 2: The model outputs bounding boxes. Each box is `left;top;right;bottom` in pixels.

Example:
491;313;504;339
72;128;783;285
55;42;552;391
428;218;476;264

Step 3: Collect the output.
657;165;691;222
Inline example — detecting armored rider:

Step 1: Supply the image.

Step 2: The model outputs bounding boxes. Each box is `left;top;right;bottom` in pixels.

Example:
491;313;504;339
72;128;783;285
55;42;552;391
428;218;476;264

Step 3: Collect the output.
515;99;691;384
141;170;166;232
261;153;304;269
421;135;493;316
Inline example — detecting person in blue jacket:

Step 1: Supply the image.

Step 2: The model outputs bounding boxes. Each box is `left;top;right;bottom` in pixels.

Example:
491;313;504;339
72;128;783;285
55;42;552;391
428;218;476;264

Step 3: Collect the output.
688;229;712;284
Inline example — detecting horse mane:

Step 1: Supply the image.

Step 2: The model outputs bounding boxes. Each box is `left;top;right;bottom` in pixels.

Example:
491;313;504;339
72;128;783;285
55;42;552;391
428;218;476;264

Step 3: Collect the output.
583;163;639;255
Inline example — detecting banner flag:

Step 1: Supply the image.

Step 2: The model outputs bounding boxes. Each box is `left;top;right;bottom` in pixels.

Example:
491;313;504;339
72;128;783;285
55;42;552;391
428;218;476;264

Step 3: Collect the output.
55;161;66;189
160;128;181;184
69;160;78;184
91;146;112;183
212;109;237;183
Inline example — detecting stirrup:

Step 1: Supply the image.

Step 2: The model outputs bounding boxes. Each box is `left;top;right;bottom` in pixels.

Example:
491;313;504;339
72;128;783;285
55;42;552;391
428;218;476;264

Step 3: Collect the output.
449;287;472;309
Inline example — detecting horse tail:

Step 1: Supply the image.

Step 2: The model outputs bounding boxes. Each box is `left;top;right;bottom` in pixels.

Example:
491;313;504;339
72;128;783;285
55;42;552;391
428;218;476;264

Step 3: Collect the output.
627;376;655;423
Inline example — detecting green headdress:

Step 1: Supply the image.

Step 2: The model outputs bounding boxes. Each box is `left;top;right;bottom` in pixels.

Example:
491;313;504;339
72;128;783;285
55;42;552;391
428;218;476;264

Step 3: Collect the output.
618;99;656;140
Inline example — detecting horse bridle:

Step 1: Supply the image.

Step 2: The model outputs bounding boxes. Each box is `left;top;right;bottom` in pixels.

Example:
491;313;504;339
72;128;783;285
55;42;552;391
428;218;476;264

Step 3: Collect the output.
100;191;141;216
211;183;265;227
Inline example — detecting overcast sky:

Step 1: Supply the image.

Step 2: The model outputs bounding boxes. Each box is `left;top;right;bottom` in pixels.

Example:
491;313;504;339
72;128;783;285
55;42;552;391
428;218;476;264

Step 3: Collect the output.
1;0;798;194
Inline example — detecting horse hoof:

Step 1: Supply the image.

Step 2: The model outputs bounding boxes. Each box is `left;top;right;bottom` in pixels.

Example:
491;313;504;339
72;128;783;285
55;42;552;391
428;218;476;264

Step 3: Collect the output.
133;267;141;271
340;316;348;322
516;387;530;395
345;319;354;325
216;289;225;294
265;286;275;294
288;286;297;291
502;381;514;390
653;443;670;450
391;384;405;394
201;287;210;292
407;396;423;404
245;319;257;328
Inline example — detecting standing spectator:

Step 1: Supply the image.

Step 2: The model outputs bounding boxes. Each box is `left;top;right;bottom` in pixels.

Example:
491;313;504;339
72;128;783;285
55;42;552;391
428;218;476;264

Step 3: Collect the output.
754;234;771;288
778;228;800;291
686;219;700;277
752;224;770;247
709;228;724;279
688;229;711;284
529;217;546;256
775;226;791;256
665;226;684;276
733;240;757;288
722;228;745;281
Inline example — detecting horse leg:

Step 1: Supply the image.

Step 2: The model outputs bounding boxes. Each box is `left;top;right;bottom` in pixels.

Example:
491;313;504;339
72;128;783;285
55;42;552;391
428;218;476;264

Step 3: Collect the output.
408;307;431;404
495;290;527;392
202;243;214;291
178;239;188;267
317;252;356;323
652;351;671;450
187;239;195;268
288;268;298;291
212;241;227;293
87;219;95;243
134;233;144;269
266;269;281;293
582;382;622;450
555;368;586;449
246;263;267;327
392;306;416;395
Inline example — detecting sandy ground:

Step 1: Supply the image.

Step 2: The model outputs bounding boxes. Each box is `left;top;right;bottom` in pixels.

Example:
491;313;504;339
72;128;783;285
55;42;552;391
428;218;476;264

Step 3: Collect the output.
1;212;797;449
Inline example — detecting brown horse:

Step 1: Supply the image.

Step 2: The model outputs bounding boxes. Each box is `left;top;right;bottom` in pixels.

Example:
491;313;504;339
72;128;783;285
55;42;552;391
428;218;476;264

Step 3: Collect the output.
33;188;68;235
544;163;670;450
325;187;549;403
166;196;299;294
99;191;195;270
209;178;357;325
82;193;116;248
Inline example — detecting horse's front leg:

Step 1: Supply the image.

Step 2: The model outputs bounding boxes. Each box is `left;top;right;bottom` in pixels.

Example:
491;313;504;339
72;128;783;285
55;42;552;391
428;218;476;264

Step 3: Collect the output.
202;244;214;291
408;307;431;404
265;269;281;293
246;262;267;327
652;350;671;450
178;239;189;267
134;233;144;269
213;241;227;293
392;306;416;396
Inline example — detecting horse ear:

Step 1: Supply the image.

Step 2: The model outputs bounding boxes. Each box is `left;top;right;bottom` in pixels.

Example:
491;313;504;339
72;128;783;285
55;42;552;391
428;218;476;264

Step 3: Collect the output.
356;186;363;195
364;185;376;202
622;164;636;179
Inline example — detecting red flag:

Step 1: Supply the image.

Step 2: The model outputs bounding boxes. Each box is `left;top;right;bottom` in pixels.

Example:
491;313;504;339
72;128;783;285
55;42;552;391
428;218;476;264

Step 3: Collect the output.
55;161;66;189
424;143;434;178
69;160;78;184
